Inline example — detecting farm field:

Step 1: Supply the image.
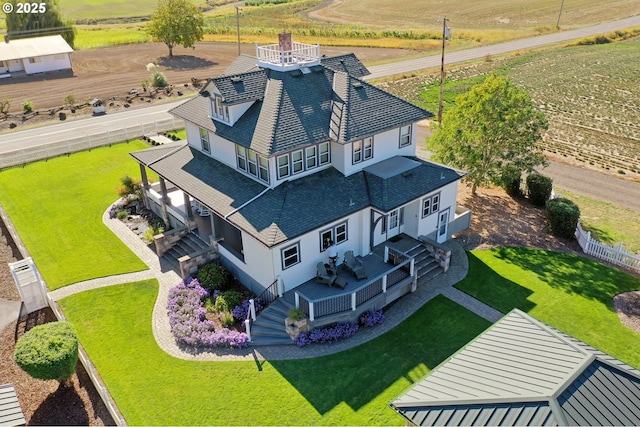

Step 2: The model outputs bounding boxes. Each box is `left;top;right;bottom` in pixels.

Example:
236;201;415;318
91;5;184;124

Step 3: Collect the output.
381;34;640;181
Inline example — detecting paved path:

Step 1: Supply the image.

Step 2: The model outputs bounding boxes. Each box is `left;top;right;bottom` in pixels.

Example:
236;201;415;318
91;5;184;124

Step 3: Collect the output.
44;203;501;361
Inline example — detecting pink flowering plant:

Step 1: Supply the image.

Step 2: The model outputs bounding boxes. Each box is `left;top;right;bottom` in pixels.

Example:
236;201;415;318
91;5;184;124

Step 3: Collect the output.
167;277;248;348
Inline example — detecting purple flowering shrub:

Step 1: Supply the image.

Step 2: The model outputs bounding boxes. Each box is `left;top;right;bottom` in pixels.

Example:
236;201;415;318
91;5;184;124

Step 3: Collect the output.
295;323;359;347
232;298;264;321
167;277;248;348
359;309;385;327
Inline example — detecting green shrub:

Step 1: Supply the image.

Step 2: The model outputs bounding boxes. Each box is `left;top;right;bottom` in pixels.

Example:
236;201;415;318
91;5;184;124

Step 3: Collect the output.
22;100;34;113
546;198;580;239
197;264;229;292
63;94;76;108
14;322;79;387
526;173;553;207
143;225;165;243
116;210;129;219
1;98;11;114
220;311;235;327
151;71;168;88
499;166;523;198
288;307;305;321
214;290;242;313
116;175;142;199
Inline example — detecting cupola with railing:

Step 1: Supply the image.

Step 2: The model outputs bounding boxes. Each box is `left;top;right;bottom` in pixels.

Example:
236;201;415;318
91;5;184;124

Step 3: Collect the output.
256;32;321;71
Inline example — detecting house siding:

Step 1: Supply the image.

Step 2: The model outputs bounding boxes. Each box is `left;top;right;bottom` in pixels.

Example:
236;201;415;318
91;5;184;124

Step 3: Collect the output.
273;210;367;292
23;53;71;74
418;181;459;239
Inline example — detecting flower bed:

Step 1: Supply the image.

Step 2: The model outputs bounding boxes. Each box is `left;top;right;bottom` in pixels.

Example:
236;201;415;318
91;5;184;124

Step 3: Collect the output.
294;309;385;347
167;277;248;349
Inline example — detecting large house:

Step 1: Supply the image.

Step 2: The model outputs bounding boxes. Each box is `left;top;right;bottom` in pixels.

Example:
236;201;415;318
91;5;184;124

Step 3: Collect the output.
131;34;471;301
0;35;73;77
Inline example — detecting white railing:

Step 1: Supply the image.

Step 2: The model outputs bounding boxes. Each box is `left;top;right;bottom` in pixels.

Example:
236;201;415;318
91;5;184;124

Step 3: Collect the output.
0;117;182;170
256;42;320;68
575;222;640;272
296;247;414;322
243;299;256;342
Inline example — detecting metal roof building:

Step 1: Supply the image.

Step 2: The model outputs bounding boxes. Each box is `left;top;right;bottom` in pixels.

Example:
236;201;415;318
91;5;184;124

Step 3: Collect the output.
390;309;640;426
0;35;73;76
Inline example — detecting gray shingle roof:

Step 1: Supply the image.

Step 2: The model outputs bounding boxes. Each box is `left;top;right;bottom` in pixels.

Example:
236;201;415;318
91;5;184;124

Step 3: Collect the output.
391;309;640;426
321;53;370;78
223;54;261;75
131;146;461;247
130;143;266;217
169;52;432;156
211;70;268;105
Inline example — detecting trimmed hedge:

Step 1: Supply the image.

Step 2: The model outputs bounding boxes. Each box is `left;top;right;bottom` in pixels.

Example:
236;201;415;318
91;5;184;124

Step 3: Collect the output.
527;173;553;206
546;198;581;239
500;167;523;198
197;263;230;293
14;321;79;385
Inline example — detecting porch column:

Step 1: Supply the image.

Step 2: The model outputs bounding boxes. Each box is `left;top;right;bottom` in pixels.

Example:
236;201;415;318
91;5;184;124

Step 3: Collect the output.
139;163;150;209
183;192;196;230
159;177;170;226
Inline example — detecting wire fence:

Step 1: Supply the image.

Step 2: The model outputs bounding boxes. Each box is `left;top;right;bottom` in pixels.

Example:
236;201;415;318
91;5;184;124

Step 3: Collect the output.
0;117;182;170
575;222;640;272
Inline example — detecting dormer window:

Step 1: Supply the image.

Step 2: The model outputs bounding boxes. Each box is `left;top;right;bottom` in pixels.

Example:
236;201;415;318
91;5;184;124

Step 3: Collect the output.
237;145;269;184
211;94;229;122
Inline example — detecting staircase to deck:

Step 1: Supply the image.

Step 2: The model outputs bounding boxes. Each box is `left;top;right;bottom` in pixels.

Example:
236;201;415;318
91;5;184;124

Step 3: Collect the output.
161;232;211;269
250;298;297;346
405;244;444;283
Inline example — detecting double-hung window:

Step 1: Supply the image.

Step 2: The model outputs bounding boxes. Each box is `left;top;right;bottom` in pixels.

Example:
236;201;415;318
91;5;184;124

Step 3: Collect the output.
353;140;363;163
278;155;290;179
306;146;317;169
353;137;373;164
320;221;348;251
422;193;440;217
281;242;300;269
319;142;330;165
399;125;411;148
212;95;230;122
237;145;269;184
292;150;304;174
200;128;210;153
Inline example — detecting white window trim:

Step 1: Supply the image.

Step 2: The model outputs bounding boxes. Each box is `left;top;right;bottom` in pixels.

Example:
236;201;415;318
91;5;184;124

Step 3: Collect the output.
200;128;210;153
277;154;290;179
319;221;348;251
399;125;412;148
281;242;301;270
236;145;269;184
422;193;441;218
211;94;230;123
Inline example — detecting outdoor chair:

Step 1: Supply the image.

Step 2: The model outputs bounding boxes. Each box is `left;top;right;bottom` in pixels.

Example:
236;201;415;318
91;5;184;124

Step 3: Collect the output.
316;262;337;286
343;250;367;280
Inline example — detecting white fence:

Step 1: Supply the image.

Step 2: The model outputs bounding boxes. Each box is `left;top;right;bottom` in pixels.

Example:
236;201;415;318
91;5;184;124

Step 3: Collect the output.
0;117;182;170
575;222;640;272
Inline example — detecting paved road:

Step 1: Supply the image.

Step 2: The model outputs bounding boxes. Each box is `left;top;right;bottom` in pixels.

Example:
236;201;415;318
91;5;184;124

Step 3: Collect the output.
364;15;640;80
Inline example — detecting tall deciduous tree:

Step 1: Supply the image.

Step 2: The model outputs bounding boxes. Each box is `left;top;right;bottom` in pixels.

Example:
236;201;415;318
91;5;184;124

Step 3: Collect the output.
147;0;204;57
5;0;76;47
429;74;548;194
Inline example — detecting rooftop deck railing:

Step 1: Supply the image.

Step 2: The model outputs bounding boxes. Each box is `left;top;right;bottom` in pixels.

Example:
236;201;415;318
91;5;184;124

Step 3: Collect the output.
295;247;414;322
256;42;320;67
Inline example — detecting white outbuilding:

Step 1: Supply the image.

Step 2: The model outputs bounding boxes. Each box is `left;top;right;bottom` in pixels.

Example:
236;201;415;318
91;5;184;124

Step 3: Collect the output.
0;34;73;77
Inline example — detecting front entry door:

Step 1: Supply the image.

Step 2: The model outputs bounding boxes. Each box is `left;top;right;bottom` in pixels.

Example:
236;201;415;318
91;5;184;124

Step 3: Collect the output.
437;209;449;243
388;209;400;239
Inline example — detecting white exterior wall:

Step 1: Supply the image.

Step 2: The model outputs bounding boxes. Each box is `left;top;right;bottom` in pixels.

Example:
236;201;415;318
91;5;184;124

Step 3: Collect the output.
185;121;237;169
22;54;71;74
330;141;347;175
0;59;23;73
218;232;275;294
227;102;253;125
272;210;368;292
417;180;459;238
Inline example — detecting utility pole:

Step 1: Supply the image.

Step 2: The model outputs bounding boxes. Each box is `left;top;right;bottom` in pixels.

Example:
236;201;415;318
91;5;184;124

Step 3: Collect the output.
437;17;450;125
235;6;241;56
556;0;565;29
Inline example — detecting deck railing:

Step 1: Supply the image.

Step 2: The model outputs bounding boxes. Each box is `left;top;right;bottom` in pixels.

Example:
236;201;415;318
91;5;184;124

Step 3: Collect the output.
295;247;413;321
256;42;320;67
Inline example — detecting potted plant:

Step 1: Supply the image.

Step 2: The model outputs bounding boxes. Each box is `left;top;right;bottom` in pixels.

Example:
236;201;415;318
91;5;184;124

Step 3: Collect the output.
285;307;308;340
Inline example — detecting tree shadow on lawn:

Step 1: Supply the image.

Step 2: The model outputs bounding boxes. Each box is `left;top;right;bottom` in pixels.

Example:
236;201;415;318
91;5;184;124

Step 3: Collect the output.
455;251;537;315
491;247;640;308
269;296;491;415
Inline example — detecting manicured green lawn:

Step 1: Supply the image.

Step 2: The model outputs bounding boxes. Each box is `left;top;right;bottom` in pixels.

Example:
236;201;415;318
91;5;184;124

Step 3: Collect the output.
457;247;640;368
0;142;150;289
59;281;490;426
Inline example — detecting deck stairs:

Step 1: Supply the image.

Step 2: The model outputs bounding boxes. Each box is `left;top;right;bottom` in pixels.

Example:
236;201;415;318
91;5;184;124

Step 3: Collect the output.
161;232;211;269
250;297;297;346
249;242;443;346
405;244;444;284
